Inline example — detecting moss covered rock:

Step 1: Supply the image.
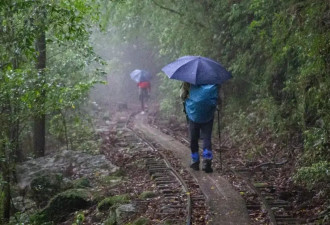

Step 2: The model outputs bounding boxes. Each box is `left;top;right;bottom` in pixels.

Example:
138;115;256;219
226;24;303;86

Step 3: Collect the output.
128;217;150;225
97;194;130;212
31;189;93;223
139;191;157;200
29;173;71;207
73;177;91;188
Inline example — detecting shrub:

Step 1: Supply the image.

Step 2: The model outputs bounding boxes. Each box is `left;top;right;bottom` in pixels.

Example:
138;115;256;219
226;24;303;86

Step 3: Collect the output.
294;161;330;190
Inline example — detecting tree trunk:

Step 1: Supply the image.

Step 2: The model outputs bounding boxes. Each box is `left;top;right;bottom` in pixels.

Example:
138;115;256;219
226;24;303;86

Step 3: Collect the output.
34;114;46;157
34;15;46;157
0;139;11;222
60;110;70;150
2;161;11;222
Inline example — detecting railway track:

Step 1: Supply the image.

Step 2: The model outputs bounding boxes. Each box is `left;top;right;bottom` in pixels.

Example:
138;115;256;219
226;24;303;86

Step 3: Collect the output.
149;122;310;225
124;112;207;225
230;168;304;225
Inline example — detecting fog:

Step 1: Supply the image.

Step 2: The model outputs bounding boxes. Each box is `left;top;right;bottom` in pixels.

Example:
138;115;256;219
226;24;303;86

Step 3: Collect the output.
88;28;163;112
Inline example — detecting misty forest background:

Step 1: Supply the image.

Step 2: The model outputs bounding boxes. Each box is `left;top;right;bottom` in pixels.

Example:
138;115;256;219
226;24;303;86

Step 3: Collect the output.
0;0;329;223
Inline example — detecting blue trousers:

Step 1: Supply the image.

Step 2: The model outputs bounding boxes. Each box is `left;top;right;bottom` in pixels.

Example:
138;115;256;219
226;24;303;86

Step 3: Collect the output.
188;118;214;154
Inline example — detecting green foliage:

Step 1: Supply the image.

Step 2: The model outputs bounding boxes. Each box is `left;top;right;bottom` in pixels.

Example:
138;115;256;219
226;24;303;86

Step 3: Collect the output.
0;0;105;221
72;211;85;225
105;0;330;190
157;73;185;120
49;113;101;152
303;127;329;164
69;117;101;153
294;161;330;190
0;0;104;152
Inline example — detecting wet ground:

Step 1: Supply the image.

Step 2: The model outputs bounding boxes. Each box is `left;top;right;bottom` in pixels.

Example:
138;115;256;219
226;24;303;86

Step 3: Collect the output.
71;104;327;225
133;112;250;225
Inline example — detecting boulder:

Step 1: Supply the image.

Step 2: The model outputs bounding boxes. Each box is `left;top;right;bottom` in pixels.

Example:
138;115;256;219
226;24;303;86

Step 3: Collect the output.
29;173;71;207
139;191;157;200
16;150;118;190
73;177;91;189
97;194;130;212
115;203;137;224
31;189;93;223
12;196;37;213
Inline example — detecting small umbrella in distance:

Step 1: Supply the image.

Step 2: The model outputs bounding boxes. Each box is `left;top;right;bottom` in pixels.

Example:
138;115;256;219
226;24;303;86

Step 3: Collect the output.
130;69;151;83
161;56;232;85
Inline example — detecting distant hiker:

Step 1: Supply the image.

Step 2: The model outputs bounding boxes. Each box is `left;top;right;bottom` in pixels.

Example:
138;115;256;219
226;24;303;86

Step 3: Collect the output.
138;81;151;113
180;82;223;173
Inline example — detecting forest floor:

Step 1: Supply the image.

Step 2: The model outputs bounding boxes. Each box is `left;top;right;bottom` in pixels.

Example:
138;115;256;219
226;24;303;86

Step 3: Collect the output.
133;112;250;225
56;103;327;225
145;106;328;225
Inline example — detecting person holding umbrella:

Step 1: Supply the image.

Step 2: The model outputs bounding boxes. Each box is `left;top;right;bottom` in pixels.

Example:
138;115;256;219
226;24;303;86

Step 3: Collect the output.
130;69;152;113
137;80;151;113
162;56;232;173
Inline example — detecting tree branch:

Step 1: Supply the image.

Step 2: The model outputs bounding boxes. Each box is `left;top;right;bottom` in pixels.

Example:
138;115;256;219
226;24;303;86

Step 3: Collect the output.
151;0;183;16
151;0;206;28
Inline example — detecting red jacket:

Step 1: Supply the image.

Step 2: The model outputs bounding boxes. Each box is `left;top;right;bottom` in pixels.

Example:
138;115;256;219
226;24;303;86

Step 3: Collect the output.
137;81;151;89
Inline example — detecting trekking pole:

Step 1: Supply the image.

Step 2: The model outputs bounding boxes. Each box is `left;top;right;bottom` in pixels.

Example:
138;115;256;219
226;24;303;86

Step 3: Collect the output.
217;108;222;171
183;101;188;124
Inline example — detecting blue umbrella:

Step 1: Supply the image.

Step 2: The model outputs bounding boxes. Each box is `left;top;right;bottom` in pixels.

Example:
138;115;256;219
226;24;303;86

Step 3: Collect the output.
130;69;151;83
161;56;232;85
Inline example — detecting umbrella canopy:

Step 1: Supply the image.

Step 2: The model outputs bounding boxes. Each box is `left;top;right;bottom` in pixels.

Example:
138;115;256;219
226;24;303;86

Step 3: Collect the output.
161;56;232;85
130;69;151;83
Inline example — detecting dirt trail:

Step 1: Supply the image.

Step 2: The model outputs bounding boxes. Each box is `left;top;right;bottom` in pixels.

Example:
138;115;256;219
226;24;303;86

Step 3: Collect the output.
133;113;250;225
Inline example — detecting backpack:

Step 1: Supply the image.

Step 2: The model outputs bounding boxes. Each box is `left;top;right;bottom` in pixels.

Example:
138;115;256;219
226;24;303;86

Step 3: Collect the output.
185;84;218;123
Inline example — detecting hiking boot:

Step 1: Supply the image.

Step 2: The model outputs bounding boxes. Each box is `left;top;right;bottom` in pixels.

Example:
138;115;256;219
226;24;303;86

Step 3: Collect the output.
190;152;200;170
202;159;213;173
190;161;200;171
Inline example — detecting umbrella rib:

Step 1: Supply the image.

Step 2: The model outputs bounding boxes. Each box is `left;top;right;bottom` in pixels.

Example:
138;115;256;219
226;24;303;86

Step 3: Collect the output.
194;58;201;85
